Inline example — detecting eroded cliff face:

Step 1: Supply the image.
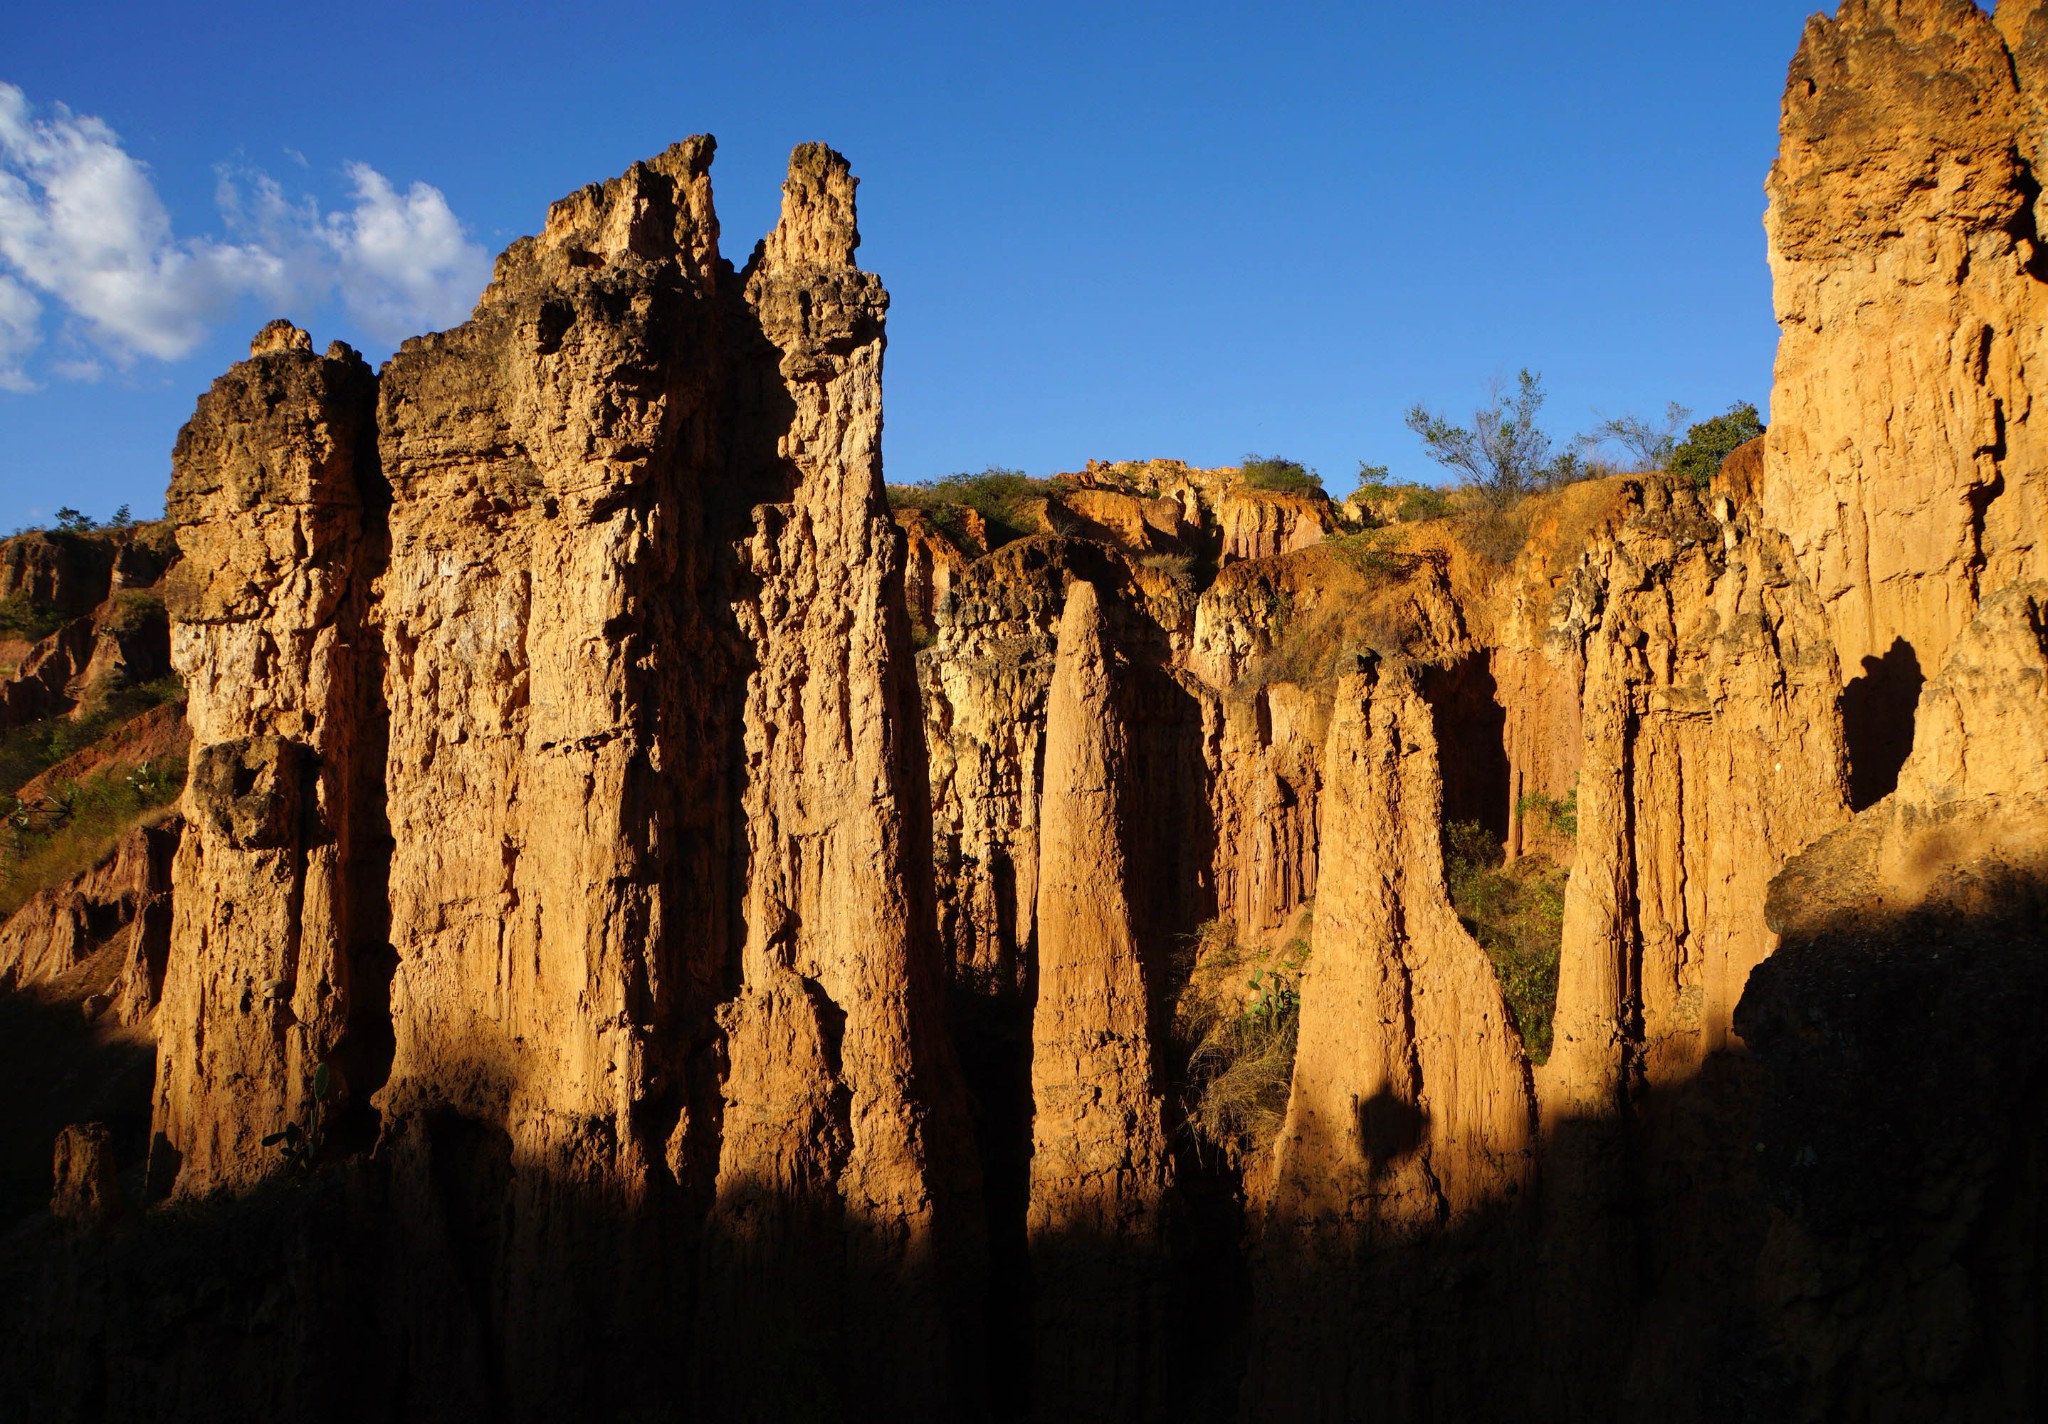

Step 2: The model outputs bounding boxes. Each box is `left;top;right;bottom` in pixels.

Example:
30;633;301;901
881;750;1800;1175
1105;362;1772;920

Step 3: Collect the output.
1540;481;1849;1113
1764;0;2048;802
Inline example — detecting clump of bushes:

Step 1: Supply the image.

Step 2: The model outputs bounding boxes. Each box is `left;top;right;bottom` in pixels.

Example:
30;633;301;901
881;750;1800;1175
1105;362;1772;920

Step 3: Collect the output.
1516;787;1578;840
886;466;1063;548
1350;465;1457;525
101;589;165;637
1442;820;1566;1064
1238;456;1325;497
1669;403;1766;488
0;592;64;644
1175;919;1308;1160
1322;528;1410;579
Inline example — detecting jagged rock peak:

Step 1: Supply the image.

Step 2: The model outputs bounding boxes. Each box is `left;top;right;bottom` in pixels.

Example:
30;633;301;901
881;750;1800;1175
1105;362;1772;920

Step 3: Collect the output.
536;133;721;282
248;318;312;357
758;141;861;272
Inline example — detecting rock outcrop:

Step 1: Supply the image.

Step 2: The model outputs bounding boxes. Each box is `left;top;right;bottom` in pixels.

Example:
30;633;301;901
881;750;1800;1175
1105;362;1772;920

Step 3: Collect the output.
707;141;982;1417
1540;480;1849;1112
1214;486;1336;566
1247;655;1533;1423
0;818;178;1021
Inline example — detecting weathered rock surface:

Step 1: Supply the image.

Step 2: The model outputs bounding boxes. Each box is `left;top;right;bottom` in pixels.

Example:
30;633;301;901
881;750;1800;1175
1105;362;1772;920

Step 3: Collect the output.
1763;0;2048;722
707;141;983;1417
1540;480;1849;1112
49;1123;121;1226
1027;579;1172;1421
0;818;178;1021
151;324;384;1195
1214;486;1336;566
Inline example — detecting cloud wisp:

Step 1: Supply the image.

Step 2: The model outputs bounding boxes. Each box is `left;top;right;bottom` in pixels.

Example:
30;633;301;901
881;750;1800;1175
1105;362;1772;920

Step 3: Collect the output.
0;82;490;389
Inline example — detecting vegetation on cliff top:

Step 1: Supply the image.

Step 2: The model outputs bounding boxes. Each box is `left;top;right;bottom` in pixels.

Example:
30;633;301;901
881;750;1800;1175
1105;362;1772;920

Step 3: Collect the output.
886;466;1065;548
1406;369;1589;508
1238;455;1325;496
1669;402;1766;488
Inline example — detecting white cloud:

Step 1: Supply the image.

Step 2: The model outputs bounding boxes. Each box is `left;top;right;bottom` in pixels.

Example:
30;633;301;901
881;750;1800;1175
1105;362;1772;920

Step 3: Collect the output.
326;163;491;344
0;82;490;384
0;273;41;390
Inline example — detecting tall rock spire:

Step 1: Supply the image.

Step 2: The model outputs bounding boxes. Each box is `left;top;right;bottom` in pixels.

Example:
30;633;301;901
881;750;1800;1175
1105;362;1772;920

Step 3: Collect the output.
151;323;384;1195
1763;0;2048;745
704;141;984;1420
1027;576;1172;1421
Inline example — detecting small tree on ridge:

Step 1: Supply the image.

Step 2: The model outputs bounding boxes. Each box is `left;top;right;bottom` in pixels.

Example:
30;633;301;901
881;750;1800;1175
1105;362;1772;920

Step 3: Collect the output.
1405;369;1558;508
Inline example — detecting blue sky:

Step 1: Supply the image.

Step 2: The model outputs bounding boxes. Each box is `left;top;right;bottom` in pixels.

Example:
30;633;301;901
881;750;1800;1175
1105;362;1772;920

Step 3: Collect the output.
1;0;1841;529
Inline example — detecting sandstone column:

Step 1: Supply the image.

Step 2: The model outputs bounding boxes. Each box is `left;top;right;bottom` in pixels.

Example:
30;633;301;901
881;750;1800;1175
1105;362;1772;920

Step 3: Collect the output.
1246;654;1533;1423
1027;577;1172;1422
1763;0;2048;730
706;142;983;1420
372;140;729;1412
151;321;382;1194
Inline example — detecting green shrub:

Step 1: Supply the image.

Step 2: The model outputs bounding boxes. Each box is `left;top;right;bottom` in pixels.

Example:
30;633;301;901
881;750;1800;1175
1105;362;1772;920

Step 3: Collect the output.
1669;402;1766;488
1395;485;1454;522
1515;787;1578;840
885;466;1061;548
1239;455;1325;497
1322;529;1409;579
102;589;165;637
1442;820;1565;1064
